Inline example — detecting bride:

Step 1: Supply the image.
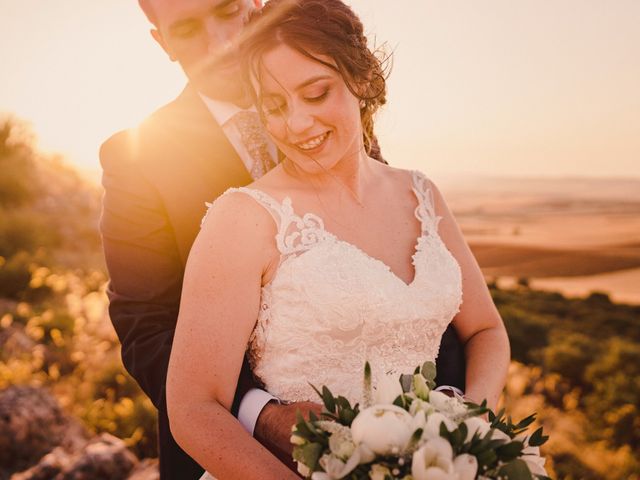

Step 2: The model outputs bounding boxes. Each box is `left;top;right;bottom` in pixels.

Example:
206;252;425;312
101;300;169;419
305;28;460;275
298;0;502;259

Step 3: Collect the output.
166;0;510;478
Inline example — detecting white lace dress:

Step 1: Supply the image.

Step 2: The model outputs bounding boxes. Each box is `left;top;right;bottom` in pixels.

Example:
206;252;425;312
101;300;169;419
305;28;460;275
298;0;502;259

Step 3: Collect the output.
199;171;463;479
218;171;463;404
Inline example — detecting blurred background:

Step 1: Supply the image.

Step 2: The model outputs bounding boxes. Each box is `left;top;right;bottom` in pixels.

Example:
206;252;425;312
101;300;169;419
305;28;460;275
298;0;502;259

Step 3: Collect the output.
1;1;639;479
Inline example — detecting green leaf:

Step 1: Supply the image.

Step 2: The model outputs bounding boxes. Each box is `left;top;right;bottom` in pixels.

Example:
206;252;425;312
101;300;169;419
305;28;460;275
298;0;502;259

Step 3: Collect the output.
528;427;549;447
497;458;533;480
496;440;524;461
400;374;413;393
293;442;324;471
322;385;336;413
363;361;372;407
421;361;437;383
514;413;536;430
406;428;424;451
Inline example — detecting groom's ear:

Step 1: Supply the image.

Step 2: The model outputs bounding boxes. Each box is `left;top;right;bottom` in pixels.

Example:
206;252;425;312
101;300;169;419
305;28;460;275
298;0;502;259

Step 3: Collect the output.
150;28;177;62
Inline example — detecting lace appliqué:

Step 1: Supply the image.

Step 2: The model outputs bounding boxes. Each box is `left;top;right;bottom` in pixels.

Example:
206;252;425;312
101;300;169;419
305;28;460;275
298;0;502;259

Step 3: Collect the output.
203;174;463;405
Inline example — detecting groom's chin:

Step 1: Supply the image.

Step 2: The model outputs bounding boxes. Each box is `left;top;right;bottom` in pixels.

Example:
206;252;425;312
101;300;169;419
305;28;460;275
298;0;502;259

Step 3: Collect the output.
193;68;246;103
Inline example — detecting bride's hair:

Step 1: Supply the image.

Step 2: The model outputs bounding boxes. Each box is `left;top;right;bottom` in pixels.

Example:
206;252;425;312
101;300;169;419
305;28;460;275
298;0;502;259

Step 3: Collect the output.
241;0;390;161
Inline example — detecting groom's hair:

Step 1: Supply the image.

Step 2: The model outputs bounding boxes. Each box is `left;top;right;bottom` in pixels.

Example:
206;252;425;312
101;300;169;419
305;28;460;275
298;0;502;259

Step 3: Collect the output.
241;0;390;161
139;0;158;26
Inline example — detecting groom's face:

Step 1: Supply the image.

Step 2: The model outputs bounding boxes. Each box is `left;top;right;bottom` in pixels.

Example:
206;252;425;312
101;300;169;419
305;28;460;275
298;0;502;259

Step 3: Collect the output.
148;0;261;102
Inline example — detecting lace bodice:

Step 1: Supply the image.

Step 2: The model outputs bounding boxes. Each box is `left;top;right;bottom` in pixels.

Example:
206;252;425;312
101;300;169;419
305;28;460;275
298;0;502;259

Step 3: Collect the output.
210;171;462;404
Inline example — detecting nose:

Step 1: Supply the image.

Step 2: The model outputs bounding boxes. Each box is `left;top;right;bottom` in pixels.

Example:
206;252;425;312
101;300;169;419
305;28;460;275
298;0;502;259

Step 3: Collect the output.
286;102;314;136
203;18;235;57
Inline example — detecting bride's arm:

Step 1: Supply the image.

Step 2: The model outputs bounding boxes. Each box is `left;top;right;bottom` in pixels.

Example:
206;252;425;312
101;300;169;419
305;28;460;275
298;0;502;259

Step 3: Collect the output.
430;181;511;411
166;192;298;480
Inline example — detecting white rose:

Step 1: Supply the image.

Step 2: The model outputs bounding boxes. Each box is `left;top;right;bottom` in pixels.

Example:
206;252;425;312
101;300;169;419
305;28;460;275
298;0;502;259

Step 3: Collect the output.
351;404;414;455
428;391;468;418
375;372;404;404
453;454;478;480
463;416;492;443
411;437;456;480
369;464;392;480
423;412;458;440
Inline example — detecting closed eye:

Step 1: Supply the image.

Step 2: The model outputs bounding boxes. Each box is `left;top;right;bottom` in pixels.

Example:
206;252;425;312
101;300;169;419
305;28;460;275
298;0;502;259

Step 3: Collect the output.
304;89;329;103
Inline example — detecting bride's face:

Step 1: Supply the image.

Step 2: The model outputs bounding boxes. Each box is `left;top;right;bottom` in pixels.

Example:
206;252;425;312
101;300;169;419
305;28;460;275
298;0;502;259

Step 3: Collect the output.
255;43;364;174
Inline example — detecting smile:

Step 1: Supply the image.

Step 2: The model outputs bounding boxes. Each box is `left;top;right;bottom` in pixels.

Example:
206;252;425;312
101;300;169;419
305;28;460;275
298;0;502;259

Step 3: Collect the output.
295;132;330;151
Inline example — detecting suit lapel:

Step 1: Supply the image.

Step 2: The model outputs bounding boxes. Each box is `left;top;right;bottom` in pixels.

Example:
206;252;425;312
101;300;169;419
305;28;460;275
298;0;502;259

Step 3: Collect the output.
139;86;253;263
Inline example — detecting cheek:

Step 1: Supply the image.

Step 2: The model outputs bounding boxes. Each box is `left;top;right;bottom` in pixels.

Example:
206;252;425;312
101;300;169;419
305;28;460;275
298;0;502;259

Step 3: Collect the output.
265;118;288;145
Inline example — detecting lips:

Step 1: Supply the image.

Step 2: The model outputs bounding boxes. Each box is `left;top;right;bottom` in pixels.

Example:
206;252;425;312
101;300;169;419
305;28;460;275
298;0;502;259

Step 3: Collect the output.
295;132;330;151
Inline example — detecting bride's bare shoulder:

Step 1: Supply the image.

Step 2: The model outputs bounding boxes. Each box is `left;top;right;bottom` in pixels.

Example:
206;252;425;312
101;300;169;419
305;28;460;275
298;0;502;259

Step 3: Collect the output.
198;188;277;249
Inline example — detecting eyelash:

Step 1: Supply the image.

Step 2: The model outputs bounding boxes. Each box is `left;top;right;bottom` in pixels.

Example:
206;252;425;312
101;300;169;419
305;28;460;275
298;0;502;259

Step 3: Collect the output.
263;89;330;116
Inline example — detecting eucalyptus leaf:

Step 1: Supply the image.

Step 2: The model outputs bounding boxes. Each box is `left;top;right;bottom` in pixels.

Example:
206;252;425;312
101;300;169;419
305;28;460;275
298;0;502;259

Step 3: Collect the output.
420;361;437;383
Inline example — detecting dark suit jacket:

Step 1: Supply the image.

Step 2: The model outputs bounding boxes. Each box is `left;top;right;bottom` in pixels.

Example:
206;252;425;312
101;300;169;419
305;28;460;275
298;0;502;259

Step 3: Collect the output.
100;85;465;479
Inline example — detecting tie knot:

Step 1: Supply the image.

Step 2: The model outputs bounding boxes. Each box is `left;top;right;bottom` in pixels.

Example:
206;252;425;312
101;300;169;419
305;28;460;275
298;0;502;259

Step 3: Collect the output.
230;110;263;136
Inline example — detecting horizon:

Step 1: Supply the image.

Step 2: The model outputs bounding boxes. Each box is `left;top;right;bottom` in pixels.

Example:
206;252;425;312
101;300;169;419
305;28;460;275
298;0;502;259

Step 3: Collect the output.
1;0;639;178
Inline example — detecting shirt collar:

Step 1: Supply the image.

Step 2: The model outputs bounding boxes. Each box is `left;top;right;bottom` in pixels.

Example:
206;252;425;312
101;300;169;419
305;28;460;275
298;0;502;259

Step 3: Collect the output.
198;93;257;126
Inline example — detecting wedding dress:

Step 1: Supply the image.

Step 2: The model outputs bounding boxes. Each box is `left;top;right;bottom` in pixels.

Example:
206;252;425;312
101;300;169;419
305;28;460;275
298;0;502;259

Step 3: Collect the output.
199;171;463;479
219;170;462;403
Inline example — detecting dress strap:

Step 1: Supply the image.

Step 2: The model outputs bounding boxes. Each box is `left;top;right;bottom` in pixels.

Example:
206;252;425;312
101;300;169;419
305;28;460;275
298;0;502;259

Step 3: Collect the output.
204;187;327;257
411;170;441;235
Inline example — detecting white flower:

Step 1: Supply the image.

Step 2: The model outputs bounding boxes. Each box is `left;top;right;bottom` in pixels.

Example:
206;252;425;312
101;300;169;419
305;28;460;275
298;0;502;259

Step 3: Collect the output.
375;372;404;404
297;461;311;477
463;416;492;443
318;451;360;479
423;412;457;440
410;397;436;416
490;428;511;443
411;409;427;433
452;454;478;480
290;432;306;446
328;427;356;460
521;444;548;476
369;464;392;480
428;391;468;418
351;404;414;455
411;437;456;480
311;473;331;480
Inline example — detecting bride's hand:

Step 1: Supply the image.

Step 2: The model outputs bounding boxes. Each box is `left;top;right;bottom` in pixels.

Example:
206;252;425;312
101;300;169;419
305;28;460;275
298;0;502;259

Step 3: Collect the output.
254;401;323;470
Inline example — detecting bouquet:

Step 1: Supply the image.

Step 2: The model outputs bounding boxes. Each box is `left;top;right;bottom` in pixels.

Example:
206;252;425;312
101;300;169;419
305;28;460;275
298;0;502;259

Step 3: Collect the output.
291;361;549;480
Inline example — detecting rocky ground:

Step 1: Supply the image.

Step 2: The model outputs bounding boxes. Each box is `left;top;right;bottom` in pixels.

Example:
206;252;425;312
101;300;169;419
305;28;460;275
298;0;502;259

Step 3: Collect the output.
0;386;158;480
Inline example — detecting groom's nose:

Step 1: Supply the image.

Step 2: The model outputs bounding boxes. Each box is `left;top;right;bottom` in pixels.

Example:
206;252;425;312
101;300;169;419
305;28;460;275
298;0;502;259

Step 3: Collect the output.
203;18;237;55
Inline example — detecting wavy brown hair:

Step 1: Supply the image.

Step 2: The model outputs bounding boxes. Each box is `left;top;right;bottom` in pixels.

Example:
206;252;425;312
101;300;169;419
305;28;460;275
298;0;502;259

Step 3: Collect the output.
241;0;390;161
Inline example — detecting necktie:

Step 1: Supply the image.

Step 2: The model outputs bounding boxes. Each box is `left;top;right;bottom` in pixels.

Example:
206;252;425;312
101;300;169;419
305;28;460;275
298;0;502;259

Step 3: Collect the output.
230;110;277;179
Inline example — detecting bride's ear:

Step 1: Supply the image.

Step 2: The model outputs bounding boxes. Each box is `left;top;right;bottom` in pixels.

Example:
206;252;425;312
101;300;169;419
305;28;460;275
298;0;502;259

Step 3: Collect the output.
150;29;177;62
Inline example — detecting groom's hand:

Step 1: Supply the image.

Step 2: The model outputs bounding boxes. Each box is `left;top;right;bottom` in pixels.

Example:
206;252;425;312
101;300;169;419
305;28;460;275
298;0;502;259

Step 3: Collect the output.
254;401;323;470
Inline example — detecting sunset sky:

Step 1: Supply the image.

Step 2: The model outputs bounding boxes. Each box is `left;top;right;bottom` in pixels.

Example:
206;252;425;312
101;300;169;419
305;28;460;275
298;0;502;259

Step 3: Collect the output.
1;0;639;180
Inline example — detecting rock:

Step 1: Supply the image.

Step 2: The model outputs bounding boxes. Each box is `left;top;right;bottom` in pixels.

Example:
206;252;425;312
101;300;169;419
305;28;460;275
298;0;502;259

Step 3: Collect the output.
127;458;159;480
59;433;138;480
0;386;71;475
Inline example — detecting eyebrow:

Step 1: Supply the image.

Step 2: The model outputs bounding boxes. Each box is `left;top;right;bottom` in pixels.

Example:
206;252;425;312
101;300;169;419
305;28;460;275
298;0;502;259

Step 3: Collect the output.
259;74;332;100
296;75;333;91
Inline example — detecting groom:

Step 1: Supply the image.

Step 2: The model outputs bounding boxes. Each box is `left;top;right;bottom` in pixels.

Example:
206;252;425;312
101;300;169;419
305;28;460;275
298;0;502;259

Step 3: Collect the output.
100;0;465;478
